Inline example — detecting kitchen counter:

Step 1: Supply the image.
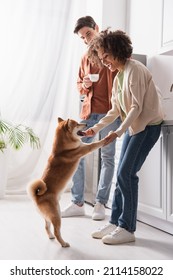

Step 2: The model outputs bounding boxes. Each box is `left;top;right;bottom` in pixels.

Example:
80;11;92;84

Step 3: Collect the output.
162;120;173;126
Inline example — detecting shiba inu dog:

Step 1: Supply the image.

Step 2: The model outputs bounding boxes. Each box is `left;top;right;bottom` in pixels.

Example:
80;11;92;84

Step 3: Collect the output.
27;117;107;247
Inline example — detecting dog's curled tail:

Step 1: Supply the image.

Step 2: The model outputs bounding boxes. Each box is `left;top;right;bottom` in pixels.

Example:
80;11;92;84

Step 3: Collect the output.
27;179;47;200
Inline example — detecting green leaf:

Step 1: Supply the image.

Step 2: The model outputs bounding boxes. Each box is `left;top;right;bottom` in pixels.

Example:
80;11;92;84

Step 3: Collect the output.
0;118;40;151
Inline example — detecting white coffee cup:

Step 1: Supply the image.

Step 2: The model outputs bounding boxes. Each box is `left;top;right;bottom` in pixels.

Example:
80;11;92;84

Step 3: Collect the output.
88;74;99;82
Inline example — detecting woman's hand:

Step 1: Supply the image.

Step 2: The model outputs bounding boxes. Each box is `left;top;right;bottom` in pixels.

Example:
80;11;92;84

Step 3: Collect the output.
82;128;96;137
104;131;118;145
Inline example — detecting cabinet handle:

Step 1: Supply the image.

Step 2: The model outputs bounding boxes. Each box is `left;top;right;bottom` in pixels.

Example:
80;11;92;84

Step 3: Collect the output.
170;84;173;92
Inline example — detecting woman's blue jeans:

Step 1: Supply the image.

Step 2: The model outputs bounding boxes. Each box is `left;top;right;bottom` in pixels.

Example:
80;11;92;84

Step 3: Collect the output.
71;114;121;205
110;124;162;232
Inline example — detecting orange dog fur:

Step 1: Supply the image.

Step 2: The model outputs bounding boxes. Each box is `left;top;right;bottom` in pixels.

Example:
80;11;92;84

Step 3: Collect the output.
27;117;107;247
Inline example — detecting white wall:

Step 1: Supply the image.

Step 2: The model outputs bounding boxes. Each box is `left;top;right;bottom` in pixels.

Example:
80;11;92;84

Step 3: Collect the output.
126;0;163;55
85;0;127;31
101;0;127;30
86;0;103;28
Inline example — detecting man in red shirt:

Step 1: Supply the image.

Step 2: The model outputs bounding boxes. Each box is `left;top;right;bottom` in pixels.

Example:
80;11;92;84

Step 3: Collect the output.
61;16;121;220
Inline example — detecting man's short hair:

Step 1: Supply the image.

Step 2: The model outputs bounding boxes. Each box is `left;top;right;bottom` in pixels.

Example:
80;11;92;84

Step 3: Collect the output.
74;16;96;34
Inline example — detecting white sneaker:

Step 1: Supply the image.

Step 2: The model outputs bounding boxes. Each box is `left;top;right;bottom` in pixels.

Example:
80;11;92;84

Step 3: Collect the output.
102;226;135;245
91;223;117;239
92;202;105;220
61;203;85;217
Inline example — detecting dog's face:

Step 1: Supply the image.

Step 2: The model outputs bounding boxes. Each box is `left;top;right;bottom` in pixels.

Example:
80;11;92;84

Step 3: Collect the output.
57;117;86;140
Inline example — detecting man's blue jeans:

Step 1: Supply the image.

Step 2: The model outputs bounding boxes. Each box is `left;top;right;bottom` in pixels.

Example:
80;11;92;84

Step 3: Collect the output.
110;124;162;232
71;114;121;205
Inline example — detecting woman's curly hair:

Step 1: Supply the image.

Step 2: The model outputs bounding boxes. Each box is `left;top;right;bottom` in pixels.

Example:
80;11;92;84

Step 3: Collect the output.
88;29;133;67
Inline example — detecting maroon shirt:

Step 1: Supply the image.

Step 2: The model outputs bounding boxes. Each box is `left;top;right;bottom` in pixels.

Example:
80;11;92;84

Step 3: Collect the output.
77;52;117;119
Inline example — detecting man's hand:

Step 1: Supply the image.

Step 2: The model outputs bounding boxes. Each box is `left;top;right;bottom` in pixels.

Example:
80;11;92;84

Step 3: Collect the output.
83;75;92;89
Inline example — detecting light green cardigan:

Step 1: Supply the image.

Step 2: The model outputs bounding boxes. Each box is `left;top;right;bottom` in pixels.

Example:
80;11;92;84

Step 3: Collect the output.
92;59;164;137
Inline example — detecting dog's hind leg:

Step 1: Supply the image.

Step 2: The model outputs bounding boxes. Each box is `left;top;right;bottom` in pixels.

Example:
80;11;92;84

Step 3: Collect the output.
51;216;70;248
45;220;55;239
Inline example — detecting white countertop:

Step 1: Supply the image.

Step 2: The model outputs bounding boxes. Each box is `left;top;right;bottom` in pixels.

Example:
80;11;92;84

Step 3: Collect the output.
162;120;173;126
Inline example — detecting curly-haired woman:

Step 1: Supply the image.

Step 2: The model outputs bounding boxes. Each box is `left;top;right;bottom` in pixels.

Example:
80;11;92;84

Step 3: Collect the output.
84;29;164;245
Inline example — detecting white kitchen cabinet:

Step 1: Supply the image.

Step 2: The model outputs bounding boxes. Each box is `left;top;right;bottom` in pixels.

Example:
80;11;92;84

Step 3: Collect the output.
138;125;173;234
167;126;173;223
147;55;173;122
160;0;173;55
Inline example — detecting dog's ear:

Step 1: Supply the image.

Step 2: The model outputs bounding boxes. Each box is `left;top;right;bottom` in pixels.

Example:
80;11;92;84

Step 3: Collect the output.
66;119;73;132
67;119;72;127
58;117;64;123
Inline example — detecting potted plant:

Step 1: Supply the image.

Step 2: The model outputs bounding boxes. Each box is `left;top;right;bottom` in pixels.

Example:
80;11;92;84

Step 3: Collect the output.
0;117;40;198
0;118;40;152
